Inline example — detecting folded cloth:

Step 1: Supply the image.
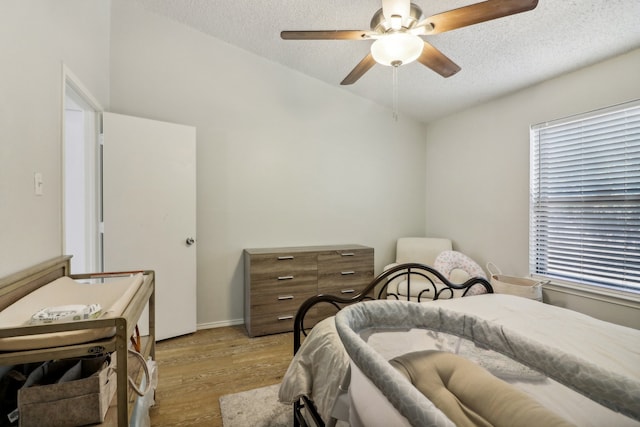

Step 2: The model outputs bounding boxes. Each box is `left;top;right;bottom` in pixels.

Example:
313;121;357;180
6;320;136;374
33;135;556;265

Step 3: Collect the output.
29;304;103;325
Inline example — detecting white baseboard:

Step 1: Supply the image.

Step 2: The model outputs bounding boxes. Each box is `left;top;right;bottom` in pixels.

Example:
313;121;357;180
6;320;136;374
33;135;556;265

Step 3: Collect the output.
197;318;244;330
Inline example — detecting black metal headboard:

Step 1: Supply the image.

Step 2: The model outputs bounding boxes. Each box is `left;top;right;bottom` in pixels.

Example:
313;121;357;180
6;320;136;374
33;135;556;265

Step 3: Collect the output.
293;262;493;353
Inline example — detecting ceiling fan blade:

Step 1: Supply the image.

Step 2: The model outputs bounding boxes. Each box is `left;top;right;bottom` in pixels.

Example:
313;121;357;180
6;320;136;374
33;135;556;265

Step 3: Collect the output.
425;0;538;35
341;53;377;85
417;42;461;78
281;30;372;40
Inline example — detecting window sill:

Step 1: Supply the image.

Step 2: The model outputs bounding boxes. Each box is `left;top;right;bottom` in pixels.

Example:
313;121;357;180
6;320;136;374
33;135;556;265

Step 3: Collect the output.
533;275;640;310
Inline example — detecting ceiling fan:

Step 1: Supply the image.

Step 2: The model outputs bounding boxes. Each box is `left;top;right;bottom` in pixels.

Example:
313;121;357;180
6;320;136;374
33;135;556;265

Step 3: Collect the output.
281;0;539;85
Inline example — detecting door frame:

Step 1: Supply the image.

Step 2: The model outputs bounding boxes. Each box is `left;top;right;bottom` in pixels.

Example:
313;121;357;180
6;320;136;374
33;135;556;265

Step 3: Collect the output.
61;64;104;273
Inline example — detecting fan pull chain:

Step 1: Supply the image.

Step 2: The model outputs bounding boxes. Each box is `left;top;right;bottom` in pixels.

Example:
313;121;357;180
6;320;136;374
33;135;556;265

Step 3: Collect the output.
392;64;399;121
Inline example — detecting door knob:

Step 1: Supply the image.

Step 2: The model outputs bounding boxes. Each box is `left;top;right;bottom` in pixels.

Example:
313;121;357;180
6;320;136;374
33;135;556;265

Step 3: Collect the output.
186;237;195;246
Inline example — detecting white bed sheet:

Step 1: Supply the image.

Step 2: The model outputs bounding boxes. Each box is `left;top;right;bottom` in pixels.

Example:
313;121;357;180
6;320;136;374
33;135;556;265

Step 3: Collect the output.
351;327;640;427
338;295;640;426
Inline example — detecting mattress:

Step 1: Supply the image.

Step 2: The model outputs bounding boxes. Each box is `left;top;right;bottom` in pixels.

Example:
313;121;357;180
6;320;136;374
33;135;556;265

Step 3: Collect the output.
349;327;640;427
281;295;640;426
0;274;143;351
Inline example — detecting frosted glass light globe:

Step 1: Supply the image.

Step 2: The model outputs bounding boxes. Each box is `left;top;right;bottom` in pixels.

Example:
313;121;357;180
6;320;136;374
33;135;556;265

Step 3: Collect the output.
371;33;423;66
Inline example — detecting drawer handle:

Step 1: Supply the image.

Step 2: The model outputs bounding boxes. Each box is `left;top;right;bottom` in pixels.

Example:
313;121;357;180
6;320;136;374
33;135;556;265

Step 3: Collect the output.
278;295;294;300
340;252;355;257
278;315;294;321
278;275;294;280
341;271;355;275
278;256;294;260
341;289;355;294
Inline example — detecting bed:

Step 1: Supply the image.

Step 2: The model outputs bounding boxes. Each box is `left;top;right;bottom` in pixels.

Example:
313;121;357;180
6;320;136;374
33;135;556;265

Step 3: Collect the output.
0;256;155;426
279;263;640;427
281;262;493;426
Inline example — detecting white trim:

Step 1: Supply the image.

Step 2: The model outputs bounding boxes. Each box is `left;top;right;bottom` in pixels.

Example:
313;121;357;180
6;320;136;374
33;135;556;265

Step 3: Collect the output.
62;64;103;112
538;276;640;310
61;63;104;272
531;99;640;129
197;318;245;330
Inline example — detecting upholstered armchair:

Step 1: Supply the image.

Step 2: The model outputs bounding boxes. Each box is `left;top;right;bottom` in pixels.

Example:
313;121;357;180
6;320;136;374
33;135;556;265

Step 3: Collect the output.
384;237;474;301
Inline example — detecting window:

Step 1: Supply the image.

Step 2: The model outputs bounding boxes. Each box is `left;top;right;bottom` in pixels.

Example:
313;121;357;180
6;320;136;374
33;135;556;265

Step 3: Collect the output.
530;100;640;293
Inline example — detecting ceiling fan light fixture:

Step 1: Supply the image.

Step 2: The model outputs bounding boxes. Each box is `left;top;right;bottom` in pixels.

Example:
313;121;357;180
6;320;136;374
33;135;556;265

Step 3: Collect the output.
382;0;410;22
370;32;423;66
390;14;402;30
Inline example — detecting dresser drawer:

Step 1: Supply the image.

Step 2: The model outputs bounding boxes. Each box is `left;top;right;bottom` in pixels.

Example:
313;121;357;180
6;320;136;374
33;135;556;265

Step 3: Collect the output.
317;270;373;295
249;307;318;337
249;285;316;315
317;248;373;295
249;253;317;276
317;248;373;273
250;270;317;292
249;312;296;336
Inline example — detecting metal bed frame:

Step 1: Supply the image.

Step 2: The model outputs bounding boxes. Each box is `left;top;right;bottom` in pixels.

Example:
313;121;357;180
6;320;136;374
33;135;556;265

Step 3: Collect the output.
291;262;492;427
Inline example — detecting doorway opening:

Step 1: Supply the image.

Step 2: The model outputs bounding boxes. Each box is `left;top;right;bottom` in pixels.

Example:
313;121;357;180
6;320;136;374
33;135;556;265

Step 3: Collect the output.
62;67;103;274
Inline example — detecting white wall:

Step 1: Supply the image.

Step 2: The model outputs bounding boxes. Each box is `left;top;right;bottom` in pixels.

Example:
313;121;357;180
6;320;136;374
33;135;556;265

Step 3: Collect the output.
4;0;634;329
108;0;427;327
0;0;110;277
424;48;640;327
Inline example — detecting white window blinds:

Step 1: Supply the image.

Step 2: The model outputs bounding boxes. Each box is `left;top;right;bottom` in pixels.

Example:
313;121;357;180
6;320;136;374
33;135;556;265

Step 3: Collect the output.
530;100;640;292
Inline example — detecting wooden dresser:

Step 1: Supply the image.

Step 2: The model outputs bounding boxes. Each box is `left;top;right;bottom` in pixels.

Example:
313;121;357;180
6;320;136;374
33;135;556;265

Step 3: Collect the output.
243;244;374;337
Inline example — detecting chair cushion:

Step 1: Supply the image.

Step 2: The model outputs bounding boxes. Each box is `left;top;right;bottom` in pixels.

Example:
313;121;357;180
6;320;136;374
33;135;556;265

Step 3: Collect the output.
396;238;452;265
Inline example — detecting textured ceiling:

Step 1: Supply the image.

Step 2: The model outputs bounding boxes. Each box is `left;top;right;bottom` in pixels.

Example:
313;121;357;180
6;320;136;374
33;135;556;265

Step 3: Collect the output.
128;0;640;123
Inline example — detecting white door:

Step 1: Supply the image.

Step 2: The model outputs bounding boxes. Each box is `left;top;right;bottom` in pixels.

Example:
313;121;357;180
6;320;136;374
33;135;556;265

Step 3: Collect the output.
102;112;197;340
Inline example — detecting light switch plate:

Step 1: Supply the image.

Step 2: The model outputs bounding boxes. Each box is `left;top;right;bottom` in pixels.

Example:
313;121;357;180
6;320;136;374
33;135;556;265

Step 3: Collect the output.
34;172;43;195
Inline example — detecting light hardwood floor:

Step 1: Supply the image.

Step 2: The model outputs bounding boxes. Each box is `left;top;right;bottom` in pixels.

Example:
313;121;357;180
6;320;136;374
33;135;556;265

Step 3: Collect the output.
148;325;294;426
